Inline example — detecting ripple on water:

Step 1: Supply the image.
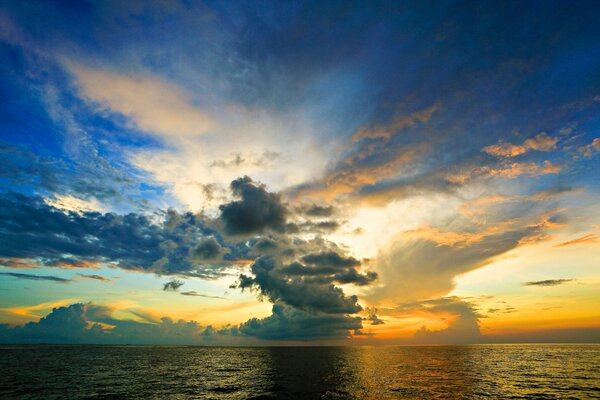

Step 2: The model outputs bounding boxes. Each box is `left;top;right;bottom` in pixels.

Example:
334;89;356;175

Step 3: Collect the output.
0;344;598;399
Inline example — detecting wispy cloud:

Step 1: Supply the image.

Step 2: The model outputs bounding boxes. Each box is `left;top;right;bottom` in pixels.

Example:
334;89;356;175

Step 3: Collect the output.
524;279;574;287
483;132;558;158
67;63;215;139
0;272;71;283
554;234;599;247
77;274;112;283
180;291;225;299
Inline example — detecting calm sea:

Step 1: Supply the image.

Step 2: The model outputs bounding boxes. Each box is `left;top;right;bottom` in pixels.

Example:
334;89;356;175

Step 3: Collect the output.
0;344;598;399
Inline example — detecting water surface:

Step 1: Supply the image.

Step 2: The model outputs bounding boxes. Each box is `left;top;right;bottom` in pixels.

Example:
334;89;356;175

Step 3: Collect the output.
1;344;598;399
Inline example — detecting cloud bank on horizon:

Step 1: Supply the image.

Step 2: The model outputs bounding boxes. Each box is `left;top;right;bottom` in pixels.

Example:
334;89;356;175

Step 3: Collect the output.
0;0;599;344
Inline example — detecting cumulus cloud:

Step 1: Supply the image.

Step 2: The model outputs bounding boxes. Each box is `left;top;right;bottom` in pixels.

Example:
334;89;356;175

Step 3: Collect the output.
237;256;363;314
388;297;483;344
238;304;362;340
364;307;385;325
0;303;240;345
0;177;375;340
219;176;289;235
369;207;563;303
0;192;233;279
189;237;228;263
231;234;378;338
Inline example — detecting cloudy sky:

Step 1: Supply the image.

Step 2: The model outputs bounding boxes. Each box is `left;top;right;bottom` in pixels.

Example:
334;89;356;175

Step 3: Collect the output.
0;0;599;345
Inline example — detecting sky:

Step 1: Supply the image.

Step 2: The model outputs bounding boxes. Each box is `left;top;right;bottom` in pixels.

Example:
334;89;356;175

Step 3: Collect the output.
0;0;599;345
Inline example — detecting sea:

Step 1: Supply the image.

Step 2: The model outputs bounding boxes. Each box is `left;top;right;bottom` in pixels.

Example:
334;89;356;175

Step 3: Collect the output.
0;344;598;399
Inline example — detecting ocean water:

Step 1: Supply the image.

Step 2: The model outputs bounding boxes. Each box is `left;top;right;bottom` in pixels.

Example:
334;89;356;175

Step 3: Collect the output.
0;344;598;399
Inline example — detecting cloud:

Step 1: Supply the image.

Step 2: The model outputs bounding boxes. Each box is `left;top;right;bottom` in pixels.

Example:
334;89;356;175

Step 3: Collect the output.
369;209;562;303
67;63;215;139
238;256;362;314
163;278;184;291
209;151;281;169
364;307;384;325
180;291;225;299
0;143;139;209
0;302;359;344
578;138;600;157
297;204;336;218
0;178;377;340
483;143;528;158
390;297;483;344
189;237;228;263
0;303;235;345
0;272;70;283
238;304;362;340
524;279;574;287
351;105;439;142
483;132;558;158
0;192;233;279
554;233;599;247
483;160;562;178
77;274;112;283
219;176;289;235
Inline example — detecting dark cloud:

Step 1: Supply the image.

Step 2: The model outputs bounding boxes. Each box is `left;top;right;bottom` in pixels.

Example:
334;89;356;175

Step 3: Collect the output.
163;278;184;291
0;272;70;283
364;307;384;325
0;192;230;279
238;304;362;340
298;204;336;217
295;220;341;233
0;303;239;345
302;251;361;269
219;176;288;235
0;178;376;341
238;256;362;315
189;237;227;262
524;279;574;287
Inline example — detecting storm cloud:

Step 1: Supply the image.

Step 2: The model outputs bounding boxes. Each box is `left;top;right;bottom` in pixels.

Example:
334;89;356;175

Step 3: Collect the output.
219;176;289;235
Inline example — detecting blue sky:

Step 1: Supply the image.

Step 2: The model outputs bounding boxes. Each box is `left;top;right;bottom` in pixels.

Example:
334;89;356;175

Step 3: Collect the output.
0;0;599;344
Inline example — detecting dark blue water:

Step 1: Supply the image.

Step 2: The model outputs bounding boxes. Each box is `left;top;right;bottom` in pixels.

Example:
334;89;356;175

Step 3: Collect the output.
0;344;598;399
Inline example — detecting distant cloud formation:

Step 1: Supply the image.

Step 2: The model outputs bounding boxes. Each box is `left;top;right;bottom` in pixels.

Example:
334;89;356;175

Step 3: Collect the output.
524;279;574;287
0;303;236;345
0;177;377;340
